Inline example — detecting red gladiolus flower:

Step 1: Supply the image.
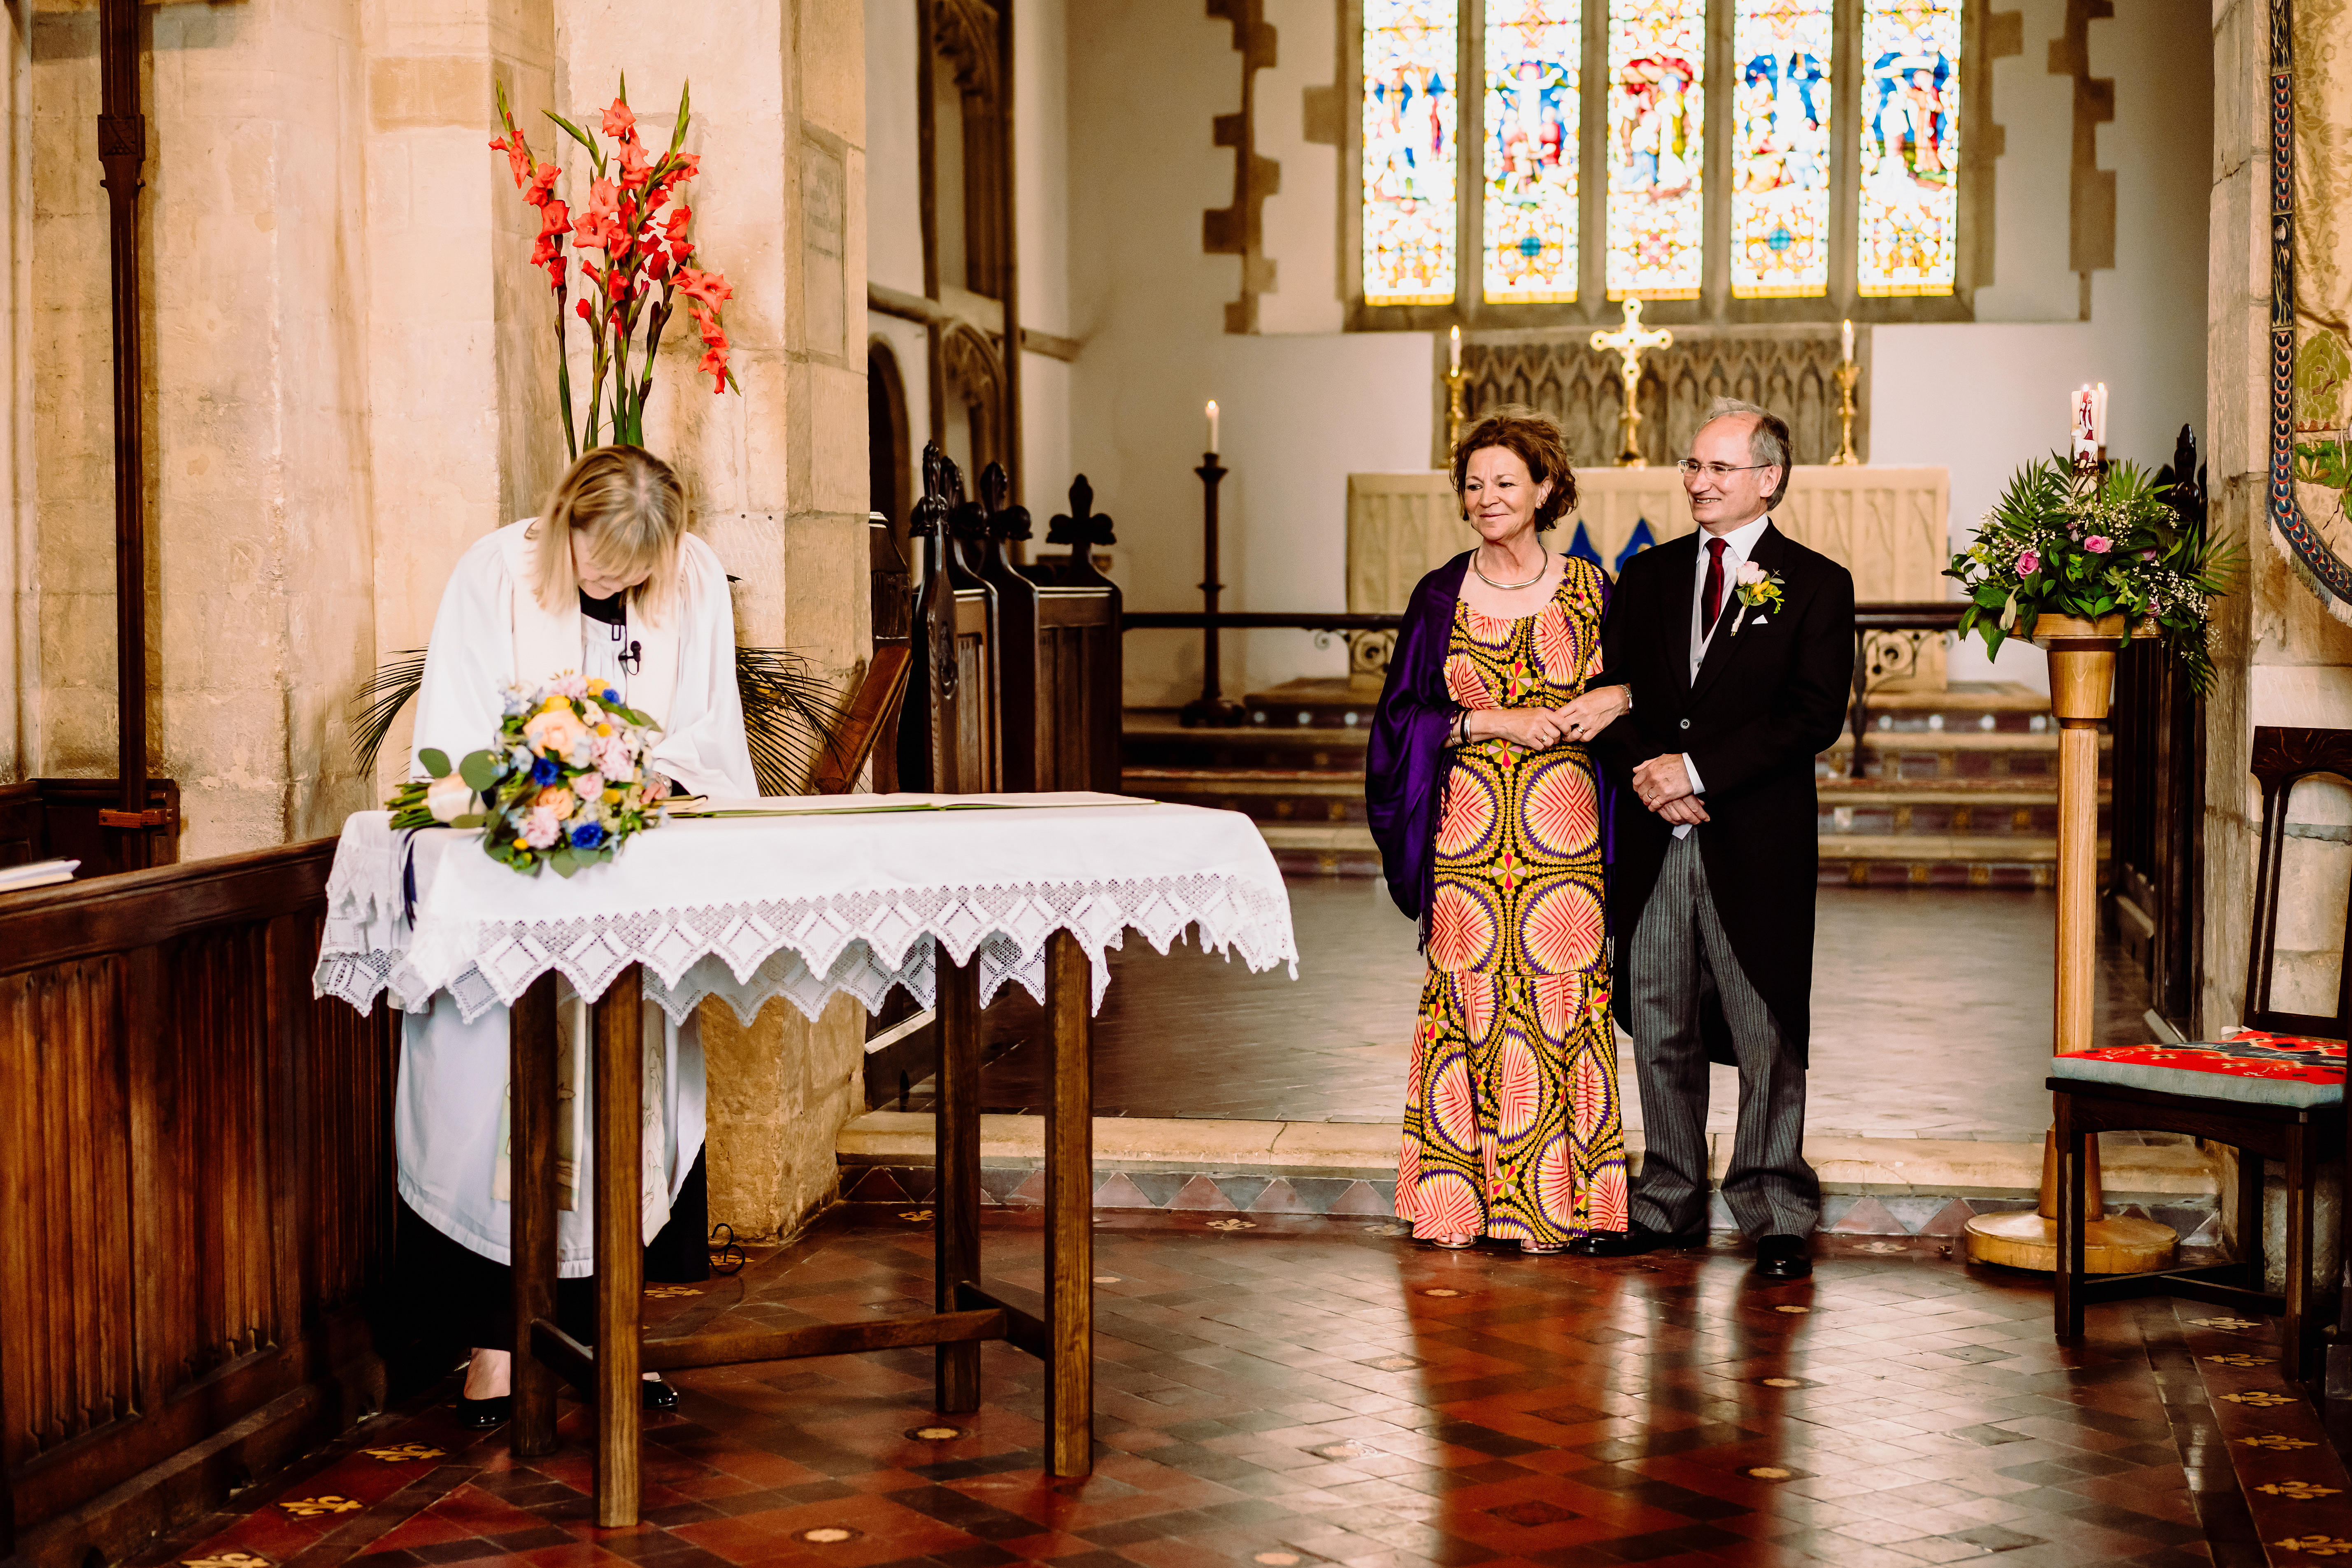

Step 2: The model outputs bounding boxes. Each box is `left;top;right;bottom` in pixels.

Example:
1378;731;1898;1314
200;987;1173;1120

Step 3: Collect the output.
697;344;729;393
536;198;571;239
490;134;532;189
661;205;692;241
616;140;654;190
523;162;561;207
600;98;637;141
675;268;734;309
576;298;593;322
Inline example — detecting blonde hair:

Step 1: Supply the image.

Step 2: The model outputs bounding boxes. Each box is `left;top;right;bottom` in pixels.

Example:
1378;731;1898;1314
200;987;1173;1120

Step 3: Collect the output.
527;446;689;624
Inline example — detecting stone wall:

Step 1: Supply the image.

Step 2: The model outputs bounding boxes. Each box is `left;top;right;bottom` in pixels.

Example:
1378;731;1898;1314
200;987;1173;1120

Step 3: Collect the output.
3;0;871;1241
2203;0;2352;1036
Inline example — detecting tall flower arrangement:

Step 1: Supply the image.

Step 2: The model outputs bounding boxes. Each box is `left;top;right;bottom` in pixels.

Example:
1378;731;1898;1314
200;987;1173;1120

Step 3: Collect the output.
491;76;739;460
1945;458;2241;693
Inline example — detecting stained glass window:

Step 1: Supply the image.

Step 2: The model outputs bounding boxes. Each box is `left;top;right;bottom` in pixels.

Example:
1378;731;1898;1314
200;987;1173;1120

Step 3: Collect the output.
1731;0;1832;298
1483;0;1580;304
1363;0;1460;306
1604;0;1705;299
1858;0;1961;295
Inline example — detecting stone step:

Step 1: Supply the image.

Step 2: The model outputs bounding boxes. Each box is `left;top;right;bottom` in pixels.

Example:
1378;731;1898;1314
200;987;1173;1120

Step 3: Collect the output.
835;1110;2219;1243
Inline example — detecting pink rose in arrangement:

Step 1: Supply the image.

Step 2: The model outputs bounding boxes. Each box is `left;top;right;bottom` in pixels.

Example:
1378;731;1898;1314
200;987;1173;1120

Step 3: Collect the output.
2084;535;2113;554
1736;561;1767;587
521;806;562;849
2016;550;2040;575
575;770;605;800
595;733;637;779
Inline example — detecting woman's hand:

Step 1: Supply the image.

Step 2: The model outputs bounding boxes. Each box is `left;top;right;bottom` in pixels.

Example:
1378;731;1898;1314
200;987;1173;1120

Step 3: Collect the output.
1555;685;1631;745
1465;707;1566;750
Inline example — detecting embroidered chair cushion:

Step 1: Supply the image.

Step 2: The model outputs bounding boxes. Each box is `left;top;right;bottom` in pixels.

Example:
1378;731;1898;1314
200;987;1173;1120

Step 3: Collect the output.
2052;1029;2347;1108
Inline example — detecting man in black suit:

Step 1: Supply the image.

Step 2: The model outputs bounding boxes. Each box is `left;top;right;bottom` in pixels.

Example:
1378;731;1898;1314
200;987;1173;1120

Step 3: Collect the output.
1568;398;1854;1281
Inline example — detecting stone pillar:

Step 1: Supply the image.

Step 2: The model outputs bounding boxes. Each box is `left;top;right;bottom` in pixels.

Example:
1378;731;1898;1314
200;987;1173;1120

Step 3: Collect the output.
362;0;562;798
2203;0;2352;1042
554;0;871;1240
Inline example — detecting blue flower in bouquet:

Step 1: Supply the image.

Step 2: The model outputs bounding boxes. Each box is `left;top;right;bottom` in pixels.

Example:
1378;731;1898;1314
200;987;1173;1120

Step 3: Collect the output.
531;753;560;786
570;821;607;850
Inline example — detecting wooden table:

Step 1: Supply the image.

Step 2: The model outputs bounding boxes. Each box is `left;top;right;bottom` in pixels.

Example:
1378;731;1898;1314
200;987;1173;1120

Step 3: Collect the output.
505;938;1096;1524
314;795;1296;1529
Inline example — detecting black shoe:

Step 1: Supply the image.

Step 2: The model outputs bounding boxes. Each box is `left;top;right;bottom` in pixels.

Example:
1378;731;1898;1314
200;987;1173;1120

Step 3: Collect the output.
1566;1223;1707;1258
456;1394;512;1429
643;1379;680;1411
1752;1234;1812;1281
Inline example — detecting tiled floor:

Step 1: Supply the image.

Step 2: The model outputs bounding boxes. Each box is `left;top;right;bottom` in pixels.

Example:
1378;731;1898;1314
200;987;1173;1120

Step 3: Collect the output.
945;884;2158;1143
138;1209;2328;1568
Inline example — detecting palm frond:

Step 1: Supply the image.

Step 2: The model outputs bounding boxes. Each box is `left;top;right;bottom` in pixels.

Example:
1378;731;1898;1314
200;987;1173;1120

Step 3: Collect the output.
735;646;847;796
352;651;428;777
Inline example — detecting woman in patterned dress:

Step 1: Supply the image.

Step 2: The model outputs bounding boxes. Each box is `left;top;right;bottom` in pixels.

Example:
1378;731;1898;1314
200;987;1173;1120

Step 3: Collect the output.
1366;409;1634;1253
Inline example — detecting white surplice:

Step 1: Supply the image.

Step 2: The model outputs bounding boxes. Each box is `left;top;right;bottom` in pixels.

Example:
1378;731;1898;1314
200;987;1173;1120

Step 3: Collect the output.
396;519;758;1277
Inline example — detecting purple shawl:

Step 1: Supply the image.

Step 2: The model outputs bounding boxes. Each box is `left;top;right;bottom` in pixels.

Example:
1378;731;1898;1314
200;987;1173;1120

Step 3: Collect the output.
1365;551;1615;941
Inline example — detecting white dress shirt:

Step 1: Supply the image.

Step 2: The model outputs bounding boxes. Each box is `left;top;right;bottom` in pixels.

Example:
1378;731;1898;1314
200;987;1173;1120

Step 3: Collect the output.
1672;512;1772;836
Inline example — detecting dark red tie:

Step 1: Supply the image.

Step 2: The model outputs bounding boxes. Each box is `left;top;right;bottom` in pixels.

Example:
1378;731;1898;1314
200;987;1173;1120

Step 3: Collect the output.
1701;537;1728;637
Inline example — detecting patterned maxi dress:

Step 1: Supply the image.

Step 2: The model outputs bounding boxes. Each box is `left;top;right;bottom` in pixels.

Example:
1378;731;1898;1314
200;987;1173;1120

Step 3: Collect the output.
1395;558;1629;1245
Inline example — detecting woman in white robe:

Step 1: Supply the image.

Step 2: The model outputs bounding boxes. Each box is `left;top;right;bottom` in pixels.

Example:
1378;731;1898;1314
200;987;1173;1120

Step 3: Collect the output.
398;445;757;1426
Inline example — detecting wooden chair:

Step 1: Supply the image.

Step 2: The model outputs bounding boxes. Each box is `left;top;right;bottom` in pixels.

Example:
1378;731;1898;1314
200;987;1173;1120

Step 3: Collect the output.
2050;726;2352;1378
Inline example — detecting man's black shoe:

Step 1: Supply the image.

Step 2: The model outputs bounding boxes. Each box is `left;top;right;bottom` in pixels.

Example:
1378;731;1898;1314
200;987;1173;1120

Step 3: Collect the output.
1752;1234;1812;1281
644;1379;681;1412
1566;1224;1706;1258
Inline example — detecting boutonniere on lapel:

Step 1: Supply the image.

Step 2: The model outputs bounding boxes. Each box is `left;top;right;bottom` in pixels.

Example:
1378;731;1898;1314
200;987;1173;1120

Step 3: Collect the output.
1729;561;1786;636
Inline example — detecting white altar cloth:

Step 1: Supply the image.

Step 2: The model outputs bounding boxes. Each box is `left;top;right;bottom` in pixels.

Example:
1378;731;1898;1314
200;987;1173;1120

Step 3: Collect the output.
312;795;1299;1027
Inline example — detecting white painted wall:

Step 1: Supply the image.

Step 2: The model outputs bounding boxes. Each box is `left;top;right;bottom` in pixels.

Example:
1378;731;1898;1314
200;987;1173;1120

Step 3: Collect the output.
865;0;924;298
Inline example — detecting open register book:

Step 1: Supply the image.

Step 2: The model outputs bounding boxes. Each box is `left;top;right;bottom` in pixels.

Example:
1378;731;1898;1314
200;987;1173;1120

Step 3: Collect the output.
664;791;1152;819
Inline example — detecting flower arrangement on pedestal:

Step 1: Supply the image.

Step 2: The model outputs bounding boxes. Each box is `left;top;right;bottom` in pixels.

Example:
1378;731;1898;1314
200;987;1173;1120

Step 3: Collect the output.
491;76;737;457
1945;457;2242;692
388;677;665;877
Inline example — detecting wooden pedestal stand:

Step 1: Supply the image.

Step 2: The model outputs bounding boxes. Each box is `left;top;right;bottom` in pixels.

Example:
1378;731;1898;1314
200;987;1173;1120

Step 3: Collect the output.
1964;613;2176;1275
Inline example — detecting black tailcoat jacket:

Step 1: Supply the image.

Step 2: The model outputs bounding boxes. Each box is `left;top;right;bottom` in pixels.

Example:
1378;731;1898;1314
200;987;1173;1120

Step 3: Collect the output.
1595;521;1855;1065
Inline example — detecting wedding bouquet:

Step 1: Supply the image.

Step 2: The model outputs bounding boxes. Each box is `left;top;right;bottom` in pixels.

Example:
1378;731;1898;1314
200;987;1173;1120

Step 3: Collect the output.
387;675;667;877
1945;456;2241;693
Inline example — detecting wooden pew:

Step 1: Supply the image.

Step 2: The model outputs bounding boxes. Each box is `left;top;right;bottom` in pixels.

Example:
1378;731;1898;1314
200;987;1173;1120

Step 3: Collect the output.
1035;475;1124;793
897;445;1001;793
0;841;399;1568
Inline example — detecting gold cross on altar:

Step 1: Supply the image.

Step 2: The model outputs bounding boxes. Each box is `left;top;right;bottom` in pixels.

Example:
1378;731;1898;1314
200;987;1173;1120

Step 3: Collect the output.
1590;299;1674;468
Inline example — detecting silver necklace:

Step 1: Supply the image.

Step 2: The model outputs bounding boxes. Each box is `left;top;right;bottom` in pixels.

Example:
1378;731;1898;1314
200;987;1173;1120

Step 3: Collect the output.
1471;547;1549;591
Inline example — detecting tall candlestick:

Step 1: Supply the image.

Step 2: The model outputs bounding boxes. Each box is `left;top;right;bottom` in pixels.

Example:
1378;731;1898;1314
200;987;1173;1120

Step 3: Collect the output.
1179;451;1245;728
1840;318;1854;364
1449;324;1462;372
1205;399;1219;456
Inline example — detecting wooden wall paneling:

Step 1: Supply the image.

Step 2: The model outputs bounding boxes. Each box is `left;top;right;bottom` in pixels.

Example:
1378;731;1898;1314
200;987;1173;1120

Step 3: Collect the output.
0;840;398;1567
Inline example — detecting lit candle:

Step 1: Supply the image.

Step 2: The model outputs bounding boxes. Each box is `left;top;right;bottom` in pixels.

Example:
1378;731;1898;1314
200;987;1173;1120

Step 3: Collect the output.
1449;324;1462;372
1840;319;1854;364
2091;382;2108;446
2070;385;2098;463
1206;399;1220;456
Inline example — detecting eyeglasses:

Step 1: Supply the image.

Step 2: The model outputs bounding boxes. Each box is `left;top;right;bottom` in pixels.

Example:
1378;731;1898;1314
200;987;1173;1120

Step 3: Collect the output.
1675;460;1775;478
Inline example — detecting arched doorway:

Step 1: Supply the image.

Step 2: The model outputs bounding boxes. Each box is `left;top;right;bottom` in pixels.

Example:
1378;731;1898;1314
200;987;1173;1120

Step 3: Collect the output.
868;339;913;557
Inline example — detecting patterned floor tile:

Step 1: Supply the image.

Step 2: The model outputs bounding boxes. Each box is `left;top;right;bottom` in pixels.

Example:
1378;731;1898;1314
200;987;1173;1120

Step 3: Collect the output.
130;1213;2301;1568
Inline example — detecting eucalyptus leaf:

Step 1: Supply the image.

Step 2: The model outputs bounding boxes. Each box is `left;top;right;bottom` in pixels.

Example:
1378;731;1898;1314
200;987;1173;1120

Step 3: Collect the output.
459;750;505;792
420;747;451;779
549;849;581;879
452;813;486;830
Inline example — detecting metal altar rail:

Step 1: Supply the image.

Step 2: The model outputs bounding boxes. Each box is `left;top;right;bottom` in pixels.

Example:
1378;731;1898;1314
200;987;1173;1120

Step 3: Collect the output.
1122;604;1966;764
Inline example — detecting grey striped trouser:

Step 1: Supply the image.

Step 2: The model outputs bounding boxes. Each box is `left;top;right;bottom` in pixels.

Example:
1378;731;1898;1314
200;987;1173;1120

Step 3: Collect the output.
1623;831;1819;1238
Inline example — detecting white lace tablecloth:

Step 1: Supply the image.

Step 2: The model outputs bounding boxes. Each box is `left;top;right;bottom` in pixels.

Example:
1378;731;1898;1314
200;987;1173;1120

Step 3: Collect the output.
312;796;1298;1025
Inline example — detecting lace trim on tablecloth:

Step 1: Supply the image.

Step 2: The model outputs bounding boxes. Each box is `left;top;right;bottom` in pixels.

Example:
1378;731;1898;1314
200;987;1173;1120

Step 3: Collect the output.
313;872;1298;1025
